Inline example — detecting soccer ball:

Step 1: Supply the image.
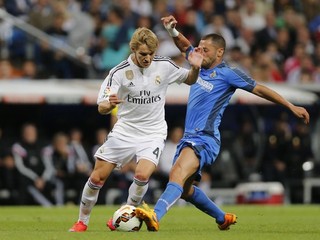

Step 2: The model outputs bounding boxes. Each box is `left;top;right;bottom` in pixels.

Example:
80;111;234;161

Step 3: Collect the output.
112;205;143;232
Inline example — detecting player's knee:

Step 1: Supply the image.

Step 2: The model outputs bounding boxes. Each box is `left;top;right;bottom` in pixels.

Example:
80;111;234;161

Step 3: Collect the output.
133;174;149;183
90;171;106;185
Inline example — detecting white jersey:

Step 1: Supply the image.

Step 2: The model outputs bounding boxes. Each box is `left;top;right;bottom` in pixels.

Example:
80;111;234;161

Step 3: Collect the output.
97;55;189;139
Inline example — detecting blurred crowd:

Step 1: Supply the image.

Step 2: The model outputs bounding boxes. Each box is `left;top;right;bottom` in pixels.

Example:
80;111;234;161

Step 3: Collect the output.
0;0;319;82
1;0;320;206
1;108;319;206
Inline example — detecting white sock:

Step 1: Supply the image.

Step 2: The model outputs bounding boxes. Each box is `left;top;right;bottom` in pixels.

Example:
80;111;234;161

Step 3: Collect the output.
78;179;101;225
126;178;148;206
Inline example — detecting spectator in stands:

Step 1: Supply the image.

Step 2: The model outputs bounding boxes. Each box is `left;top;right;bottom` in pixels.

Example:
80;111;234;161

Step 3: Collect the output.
4;0;32;19
275;27;294;62
37;0;92;79
28;0;54;31
254;10;278;52
225;7;243;40
313;63;320;83
151;0;171;27
287;122;314;179
253;52;284;82
82;0;109;20
283;43;306;80
97;6;132;73
58;0;94;59
239;0;266;32
3;0;32;63
69;128;92;201
194;0;216;34
308;15;320;42
0;127;20;205
233;119;260;181
239;54;253;76
179;8;201;47
234;26;256;55
20;59;40;79
39;12;72;79
264;41;285;68
287;54;315;84
301;0;320;23
261;113;292;185
0;59;19;80
296;25;314;56
0;153;20;205
312;42;320;65
113;0;140;30
12;123;54;206
171;0;191;27
130;0;152;17
69;128;92;173
202;14;235;50
42;132;76;205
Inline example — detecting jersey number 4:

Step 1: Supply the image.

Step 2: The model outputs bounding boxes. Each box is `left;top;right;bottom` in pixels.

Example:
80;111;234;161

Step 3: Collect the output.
153;147;160;159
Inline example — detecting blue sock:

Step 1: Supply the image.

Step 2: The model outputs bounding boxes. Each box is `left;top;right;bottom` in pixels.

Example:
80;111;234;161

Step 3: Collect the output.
154;182;183;221
186;186;225;224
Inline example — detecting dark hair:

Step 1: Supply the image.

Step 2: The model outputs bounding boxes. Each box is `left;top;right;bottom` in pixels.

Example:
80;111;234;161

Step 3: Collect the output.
201;33;226;50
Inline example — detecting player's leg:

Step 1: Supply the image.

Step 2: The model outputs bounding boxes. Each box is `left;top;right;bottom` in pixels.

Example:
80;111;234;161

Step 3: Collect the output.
184;183;225;223
126;138;164;206
69;159;116;232
154;147;199;221
135;146;199;231
181;161;236;230
127;159;156;206
182;180;237;230
154;147;199;220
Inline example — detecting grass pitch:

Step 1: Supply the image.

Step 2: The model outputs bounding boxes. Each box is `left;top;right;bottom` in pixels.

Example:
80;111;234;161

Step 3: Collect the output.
0;204;319;240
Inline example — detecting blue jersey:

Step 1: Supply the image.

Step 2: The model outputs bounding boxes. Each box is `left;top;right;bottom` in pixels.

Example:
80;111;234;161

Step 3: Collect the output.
185;47;256;143
172;47;257;179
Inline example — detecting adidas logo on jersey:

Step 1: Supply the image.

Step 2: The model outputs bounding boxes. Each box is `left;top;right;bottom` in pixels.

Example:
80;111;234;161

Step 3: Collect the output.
128;82;135;87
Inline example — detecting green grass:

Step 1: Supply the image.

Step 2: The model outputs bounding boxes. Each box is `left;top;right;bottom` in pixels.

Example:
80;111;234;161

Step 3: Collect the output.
0;205;319;240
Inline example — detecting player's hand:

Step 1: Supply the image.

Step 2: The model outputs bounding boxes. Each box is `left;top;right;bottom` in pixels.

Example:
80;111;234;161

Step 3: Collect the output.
98;94;123;115
291;106;310;124
161;15;177;29
188;47;203;69
108;93;124;107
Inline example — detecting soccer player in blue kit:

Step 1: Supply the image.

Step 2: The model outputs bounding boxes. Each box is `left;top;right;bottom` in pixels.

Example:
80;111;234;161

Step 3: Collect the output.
135;15;310;231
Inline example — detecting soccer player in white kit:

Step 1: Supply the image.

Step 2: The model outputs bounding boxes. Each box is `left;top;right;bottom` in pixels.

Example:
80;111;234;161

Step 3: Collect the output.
69;27;203;232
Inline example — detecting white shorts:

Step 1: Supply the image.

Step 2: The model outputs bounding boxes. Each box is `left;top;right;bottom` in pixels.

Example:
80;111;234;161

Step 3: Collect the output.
94;135;165;169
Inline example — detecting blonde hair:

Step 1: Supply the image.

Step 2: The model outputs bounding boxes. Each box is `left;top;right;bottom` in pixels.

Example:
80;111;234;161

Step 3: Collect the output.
129;27;159;52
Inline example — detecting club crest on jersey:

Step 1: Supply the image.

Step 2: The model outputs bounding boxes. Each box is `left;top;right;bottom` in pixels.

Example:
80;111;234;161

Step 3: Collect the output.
155;76;161;85
210;71;216;78
125;70;134;80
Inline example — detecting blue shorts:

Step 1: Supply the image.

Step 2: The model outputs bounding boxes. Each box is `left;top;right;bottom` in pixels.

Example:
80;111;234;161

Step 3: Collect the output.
172;134;220;181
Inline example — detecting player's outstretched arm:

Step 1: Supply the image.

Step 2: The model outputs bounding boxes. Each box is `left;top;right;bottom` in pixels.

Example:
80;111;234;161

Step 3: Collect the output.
161;15;191;57
252;84;310;124
184;49;203;85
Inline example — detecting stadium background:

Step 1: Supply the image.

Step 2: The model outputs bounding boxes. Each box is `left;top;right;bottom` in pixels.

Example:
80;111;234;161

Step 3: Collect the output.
0;0;320;206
